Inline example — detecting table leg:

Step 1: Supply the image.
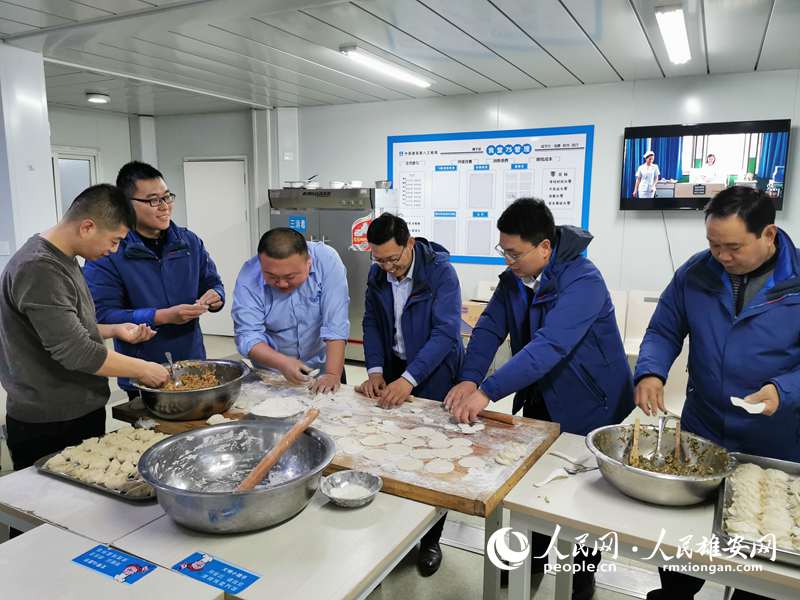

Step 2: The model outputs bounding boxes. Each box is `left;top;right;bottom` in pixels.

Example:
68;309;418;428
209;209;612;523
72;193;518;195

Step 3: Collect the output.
554;537;573;600
482;504;502;600
508;512;532;600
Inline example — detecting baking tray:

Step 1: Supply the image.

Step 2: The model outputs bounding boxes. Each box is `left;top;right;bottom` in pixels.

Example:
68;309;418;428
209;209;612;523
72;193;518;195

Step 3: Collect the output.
34;452;156;503
713;451;800;567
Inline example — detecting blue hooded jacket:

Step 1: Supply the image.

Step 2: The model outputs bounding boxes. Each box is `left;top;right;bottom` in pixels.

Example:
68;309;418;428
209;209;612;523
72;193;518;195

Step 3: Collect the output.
635;228;800;461
84;222;225;390
460;226;633;435
362;238;464;402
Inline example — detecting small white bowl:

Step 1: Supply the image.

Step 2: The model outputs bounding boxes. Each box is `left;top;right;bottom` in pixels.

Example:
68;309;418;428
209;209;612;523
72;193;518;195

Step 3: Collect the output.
329;181;345;189
305;182;320;190
320;470;382;508
347;180;363;188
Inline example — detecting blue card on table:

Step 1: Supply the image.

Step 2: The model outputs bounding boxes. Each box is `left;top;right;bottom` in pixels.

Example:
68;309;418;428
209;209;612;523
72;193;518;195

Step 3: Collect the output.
172;551;260;594
73;545;156;584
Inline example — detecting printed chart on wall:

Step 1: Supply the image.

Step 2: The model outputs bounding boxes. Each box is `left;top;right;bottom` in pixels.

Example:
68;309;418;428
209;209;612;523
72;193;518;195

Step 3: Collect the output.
385;126;594;264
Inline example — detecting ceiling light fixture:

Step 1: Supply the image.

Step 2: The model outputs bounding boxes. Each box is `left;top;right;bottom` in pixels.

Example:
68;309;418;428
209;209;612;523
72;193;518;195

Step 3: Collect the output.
85;92;111;104
655;6;691;65
339;44;431;88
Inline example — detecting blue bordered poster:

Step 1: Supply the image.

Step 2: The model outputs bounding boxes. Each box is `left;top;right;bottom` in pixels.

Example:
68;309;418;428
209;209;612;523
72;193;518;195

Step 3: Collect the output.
72;545;156;585
172;552;260;594
386;125;594;264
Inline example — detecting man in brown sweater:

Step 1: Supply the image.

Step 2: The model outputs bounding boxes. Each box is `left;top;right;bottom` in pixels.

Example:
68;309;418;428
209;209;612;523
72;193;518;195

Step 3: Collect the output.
0;184;169;471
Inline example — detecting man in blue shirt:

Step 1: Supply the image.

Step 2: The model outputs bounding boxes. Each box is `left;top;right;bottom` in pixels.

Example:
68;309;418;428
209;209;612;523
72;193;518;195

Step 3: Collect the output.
84;162;225;397
445;198;633;599
233;228;349;394
359;212;463;576
636;186;795;600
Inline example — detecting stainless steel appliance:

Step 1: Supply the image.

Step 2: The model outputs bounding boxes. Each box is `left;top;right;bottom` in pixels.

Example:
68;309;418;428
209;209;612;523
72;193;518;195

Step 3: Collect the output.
266;188;374;361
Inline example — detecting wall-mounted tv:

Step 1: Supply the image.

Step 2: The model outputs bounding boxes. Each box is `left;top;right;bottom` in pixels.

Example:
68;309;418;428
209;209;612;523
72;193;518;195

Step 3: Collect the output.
620;119;790;210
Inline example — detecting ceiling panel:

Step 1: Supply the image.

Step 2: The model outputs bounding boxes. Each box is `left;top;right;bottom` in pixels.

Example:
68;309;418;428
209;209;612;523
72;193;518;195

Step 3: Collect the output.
0;15;35;34
45;71;119;89
414;0;576;87
352;0;537;91
704;0;772;74
489;0;621;84
561;0;662;81
4;0;113;20
45;46;274;107
128;33;371;103
628;0;707;78
301;1;506;93
177;21;417;101
758;0;800;71
101;37;355;104
0;1;71;27
214;15;439;99
86;39;332;105
252;9;471;96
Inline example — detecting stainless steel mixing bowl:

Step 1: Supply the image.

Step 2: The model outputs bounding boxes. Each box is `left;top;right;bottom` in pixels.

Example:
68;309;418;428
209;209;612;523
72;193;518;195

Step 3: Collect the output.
138;421;336;533
131;359;250;421
586;423;735;506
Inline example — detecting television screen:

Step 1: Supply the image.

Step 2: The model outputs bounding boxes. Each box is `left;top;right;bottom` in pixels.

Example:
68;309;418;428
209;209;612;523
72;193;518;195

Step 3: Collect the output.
620;119;790;210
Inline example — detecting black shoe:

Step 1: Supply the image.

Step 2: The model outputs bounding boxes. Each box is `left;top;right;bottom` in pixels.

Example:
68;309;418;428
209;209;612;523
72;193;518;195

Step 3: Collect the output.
645;591;667;600
572;572;596;600
417;542;442;577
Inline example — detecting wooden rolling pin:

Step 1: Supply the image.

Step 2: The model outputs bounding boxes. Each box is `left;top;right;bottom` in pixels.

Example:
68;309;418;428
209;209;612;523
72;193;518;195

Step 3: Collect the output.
354;385;514;425
236;408;320;492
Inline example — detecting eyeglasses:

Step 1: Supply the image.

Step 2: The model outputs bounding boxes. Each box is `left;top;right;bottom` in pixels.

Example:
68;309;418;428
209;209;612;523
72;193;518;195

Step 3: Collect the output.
130;192;176;208
371;245;407;266
494;243;538;264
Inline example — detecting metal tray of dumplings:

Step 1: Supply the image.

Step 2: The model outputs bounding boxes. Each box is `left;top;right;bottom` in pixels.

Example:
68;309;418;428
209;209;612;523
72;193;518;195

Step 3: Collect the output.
712;452;800;567
34;452;156;503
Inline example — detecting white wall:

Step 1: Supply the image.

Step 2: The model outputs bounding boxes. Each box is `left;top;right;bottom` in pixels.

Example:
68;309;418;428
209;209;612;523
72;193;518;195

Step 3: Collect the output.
155;111;253;226
298;69;800;297
48;106;132;187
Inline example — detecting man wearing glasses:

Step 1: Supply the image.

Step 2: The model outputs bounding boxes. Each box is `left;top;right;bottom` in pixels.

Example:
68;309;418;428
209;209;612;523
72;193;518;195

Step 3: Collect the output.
358;213;463;577
84;161;225;397
232;228;349;395
444;198;632;599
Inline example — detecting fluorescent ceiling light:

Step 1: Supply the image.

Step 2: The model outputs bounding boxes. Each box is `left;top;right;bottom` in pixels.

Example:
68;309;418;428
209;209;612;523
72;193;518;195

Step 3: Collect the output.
655;6;691;65
85;92;110;104
340;44;431;88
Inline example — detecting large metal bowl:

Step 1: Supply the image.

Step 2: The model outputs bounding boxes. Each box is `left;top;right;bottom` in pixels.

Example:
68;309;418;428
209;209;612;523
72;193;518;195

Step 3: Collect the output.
586;424;735;506
131;359;250;421
138;421;336;533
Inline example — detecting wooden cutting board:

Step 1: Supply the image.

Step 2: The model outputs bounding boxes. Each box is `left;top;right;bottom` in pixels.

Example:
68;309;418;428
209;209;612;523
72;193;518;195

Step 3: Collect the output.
113;375;559;516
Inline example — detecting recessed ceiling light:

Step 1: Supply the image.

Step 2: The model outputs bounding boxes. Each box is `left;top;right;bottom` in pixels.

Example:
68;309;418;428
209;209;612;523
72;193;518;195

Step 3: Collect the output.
339;44;432;88
655;6;691;65
85;92;111;104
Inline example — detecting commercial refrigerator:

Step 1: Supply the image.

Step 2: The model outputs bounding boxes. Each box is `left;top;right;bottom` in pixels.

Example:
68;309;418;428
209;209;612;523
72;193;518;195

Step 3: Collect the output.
265;187;374;361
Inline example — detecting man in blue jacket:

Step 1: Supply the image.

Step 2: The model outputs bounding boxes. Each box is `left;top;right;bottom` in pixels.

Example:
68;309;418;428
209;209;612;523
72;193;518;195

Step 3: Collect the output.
358;212;463;577
84;162;225;397
636;186;796;600
445;198;633;599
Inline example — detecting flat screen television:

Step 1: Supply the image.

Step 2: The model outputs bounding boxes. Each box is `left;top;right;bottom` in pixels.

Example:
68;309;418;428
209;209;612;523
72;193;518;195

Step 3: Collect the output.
620;119;790;210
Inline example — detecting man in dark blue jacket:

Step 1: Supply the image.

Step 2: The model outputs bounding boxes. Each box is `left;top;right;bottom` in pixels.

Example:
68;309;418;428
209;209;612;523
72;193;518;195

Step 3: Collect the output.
445;198;633;599
84;162;225;396
636;186;795;600
359;212;463;577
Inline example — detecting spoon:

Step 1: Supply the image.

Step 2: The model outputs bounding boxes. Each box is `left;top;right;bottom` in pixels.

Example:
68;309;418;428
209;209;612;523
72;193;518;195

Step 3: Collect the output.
164;352;180;386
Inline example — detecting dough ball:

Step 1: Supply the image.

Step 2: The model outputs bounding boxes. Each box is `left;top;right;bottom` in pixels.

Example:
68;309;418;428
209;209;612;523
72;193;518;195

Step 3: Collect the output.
385;443;411;456
411;448;439;460
402;437;425;448
427;438;452;449
363;448;390;463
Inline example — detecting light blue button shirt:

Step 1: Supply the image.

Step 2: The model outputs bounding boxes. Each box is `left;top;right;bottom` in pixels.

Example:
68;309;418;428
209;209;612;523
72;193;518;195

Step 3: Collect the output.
367;249;418;386
232;242;350;370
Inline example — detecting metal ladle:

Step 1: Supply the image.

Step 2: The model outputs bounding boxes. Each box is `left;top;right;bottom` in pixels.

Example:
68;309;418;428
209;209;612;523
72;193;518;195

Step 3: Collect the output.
650;414;681;467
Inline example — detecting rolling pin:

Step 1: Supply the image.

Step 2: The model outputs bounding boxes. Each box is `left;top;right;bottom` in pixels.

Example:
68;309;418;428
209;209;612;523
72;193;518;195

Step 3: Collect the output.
236;408;320;492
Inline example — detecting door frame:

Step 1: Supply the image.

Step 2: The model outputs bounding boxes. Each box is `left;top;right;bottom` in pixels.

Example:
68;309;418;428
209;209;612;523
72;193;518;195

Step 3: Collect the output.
51;145;100;219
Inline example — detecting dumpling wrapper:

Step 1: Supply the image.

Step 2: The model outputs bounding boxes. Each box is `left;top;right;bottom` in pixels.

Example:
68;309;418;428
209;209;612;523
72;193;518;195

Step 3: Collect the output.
730;396;766;415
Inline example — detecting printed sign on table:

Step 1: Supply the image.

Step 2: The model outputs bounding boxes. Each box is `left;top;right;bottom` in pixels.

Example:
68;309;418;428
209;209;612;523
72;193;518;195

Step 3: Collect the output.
73;545;156;585
173;552;260;594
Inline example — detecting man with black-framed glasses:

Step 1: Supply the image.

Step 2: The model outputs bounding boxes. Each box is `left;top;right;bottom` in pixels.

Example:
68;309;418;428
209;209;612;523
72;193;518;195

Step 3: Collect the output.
84;161;225;398
444;198;633;599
